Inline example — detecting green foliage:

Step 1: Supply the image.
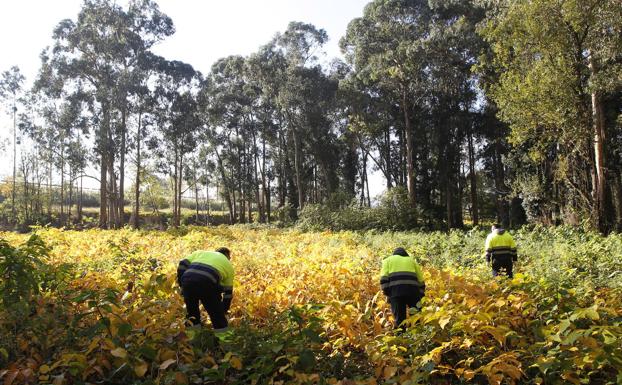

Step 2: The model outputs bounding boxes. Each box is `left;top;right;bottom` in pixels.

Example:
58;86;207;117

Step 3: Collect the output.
0;234;76;368
0;235;48;311
297;187;418;231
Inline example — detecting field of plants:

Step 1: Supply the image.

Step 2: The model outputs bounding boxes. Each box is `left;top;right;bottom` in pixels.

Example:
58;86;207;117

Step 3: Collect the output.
0;226;621;384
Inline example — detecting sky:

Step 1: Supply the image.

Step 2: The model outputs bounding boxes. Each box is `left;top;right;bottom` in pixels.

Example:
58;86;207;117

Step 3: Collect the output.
0;0;385;197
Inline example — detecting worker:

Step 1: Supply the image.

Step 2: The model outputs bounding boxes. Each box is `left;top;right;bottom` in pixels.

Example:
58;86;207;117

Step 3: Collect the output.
380;247;426;329
484;223;518;278
177;247;234;335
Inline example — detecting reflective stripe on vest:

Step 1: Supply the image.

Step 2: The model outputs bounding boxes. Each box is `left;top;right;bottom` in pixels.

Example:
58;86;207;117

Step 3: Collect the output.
183;262;221;284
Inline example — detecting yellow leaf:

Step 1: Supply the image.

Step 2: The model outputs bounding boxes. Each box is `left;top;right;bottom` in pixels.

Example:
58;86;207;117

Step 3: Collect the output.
383;366;397;379
439;316;451;330
39;365;51;375
160;349;176;361
175;372;188;385
561;371;581;385
134;362;148;377
160;358;176;371
463;370;475;380
483;326;506;346
230;356;243;370
584;308;599;321
110;347;127;359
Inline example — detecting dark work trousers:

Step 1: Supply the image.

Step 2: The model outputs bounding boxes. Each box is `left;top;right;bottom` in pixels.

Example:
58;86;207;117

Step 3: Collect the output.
491;255;514;279
181;277;227;329
389;295;421;329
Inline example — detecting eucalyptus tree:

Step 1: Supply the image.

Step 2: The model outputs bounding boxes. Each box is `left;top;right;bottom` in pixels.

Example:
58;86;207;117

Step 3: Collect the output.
341;0;432;209
0;66;25;221
49;0;173;228
32;56;91;225
246;45;288;217
478;0;622;231
151;59;199;227
342;0;487;228
273;22;340;210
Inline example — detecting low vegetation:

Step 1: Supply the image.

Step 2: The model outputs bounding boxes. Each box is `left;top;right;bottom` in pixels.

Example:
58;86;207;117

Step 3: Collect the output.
1;226;620;384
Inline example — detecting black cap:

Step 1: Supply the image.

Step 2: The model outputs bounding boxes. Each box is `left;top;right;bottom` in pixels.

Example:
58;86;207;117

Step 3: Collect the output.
392;247;409;256
216;247;230;258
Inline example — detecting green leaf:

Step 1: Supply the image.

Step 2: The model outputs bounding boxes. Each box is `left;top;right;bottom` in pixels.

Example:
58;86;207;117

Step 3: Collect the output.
297;349;316;371
138;345;157;361
117;323;132;337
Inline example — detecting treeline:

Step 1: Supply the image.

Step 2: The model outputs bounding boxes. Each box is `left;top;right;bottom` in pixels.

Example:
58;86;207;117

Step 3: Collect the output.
0;0;621;232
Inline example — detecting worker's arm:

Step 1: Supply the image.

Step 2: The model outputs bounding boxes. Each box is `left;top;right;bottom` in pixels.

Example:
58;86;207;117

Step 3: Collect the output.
484;234;493;263
510;236;518;261
177;259;190;286
379;258;390;296
177;252;197;286
221;274;234;313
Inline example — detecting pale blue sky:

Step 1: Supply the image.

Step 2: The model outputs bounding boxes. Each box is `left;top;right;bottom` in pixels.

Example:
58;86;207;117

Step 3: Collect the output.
0;0;385;197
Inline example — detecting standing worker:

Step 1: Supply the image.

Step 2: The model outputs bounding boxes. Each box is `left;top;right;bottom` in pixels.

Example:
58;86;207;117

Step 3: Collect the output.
484;224;518;278
177;247;234;335
380;247;426;329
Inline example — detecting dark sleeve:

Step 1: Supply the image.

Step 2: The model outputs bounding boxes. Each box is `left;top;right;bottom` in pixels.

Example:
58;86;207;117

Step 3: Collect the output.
222;286;233;313
177;259;190;286
380;276;390;297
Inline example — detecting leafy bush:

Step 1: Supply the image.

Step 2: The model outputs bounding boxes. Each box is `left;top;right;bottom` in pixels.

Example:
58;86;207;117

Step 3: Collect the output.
298;187;418;231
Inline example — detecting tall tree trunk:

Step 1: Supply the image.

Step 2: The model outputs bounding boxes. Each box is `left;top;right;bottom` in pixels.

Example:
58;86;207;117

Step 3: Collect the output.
11;95;17;223
292;126;304;210
253;132;264;222
266;177;271;223
177;153;184;227
194;167;200;223
365;154;371;207
261;135;269;223
173;147;178;227
215;149;234;223
402;89;416;207
589;53;610;233
278;129;286;208
109;167;118;228
494;124;508;227
467;127;479;226
118;105;126;227
47;162;52;216
385;128;393;189
313;164;317;204
78;173;83;222
133;111;142;229
68;168;73;221
60;137;65;225
446;175;453;230
205;176;210;225
99;101;109;228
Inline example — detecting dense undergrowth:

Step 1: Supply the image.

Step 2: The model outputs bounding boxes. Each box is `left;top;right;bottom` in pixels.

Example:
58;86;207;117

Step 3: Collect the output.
0;226;620;384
